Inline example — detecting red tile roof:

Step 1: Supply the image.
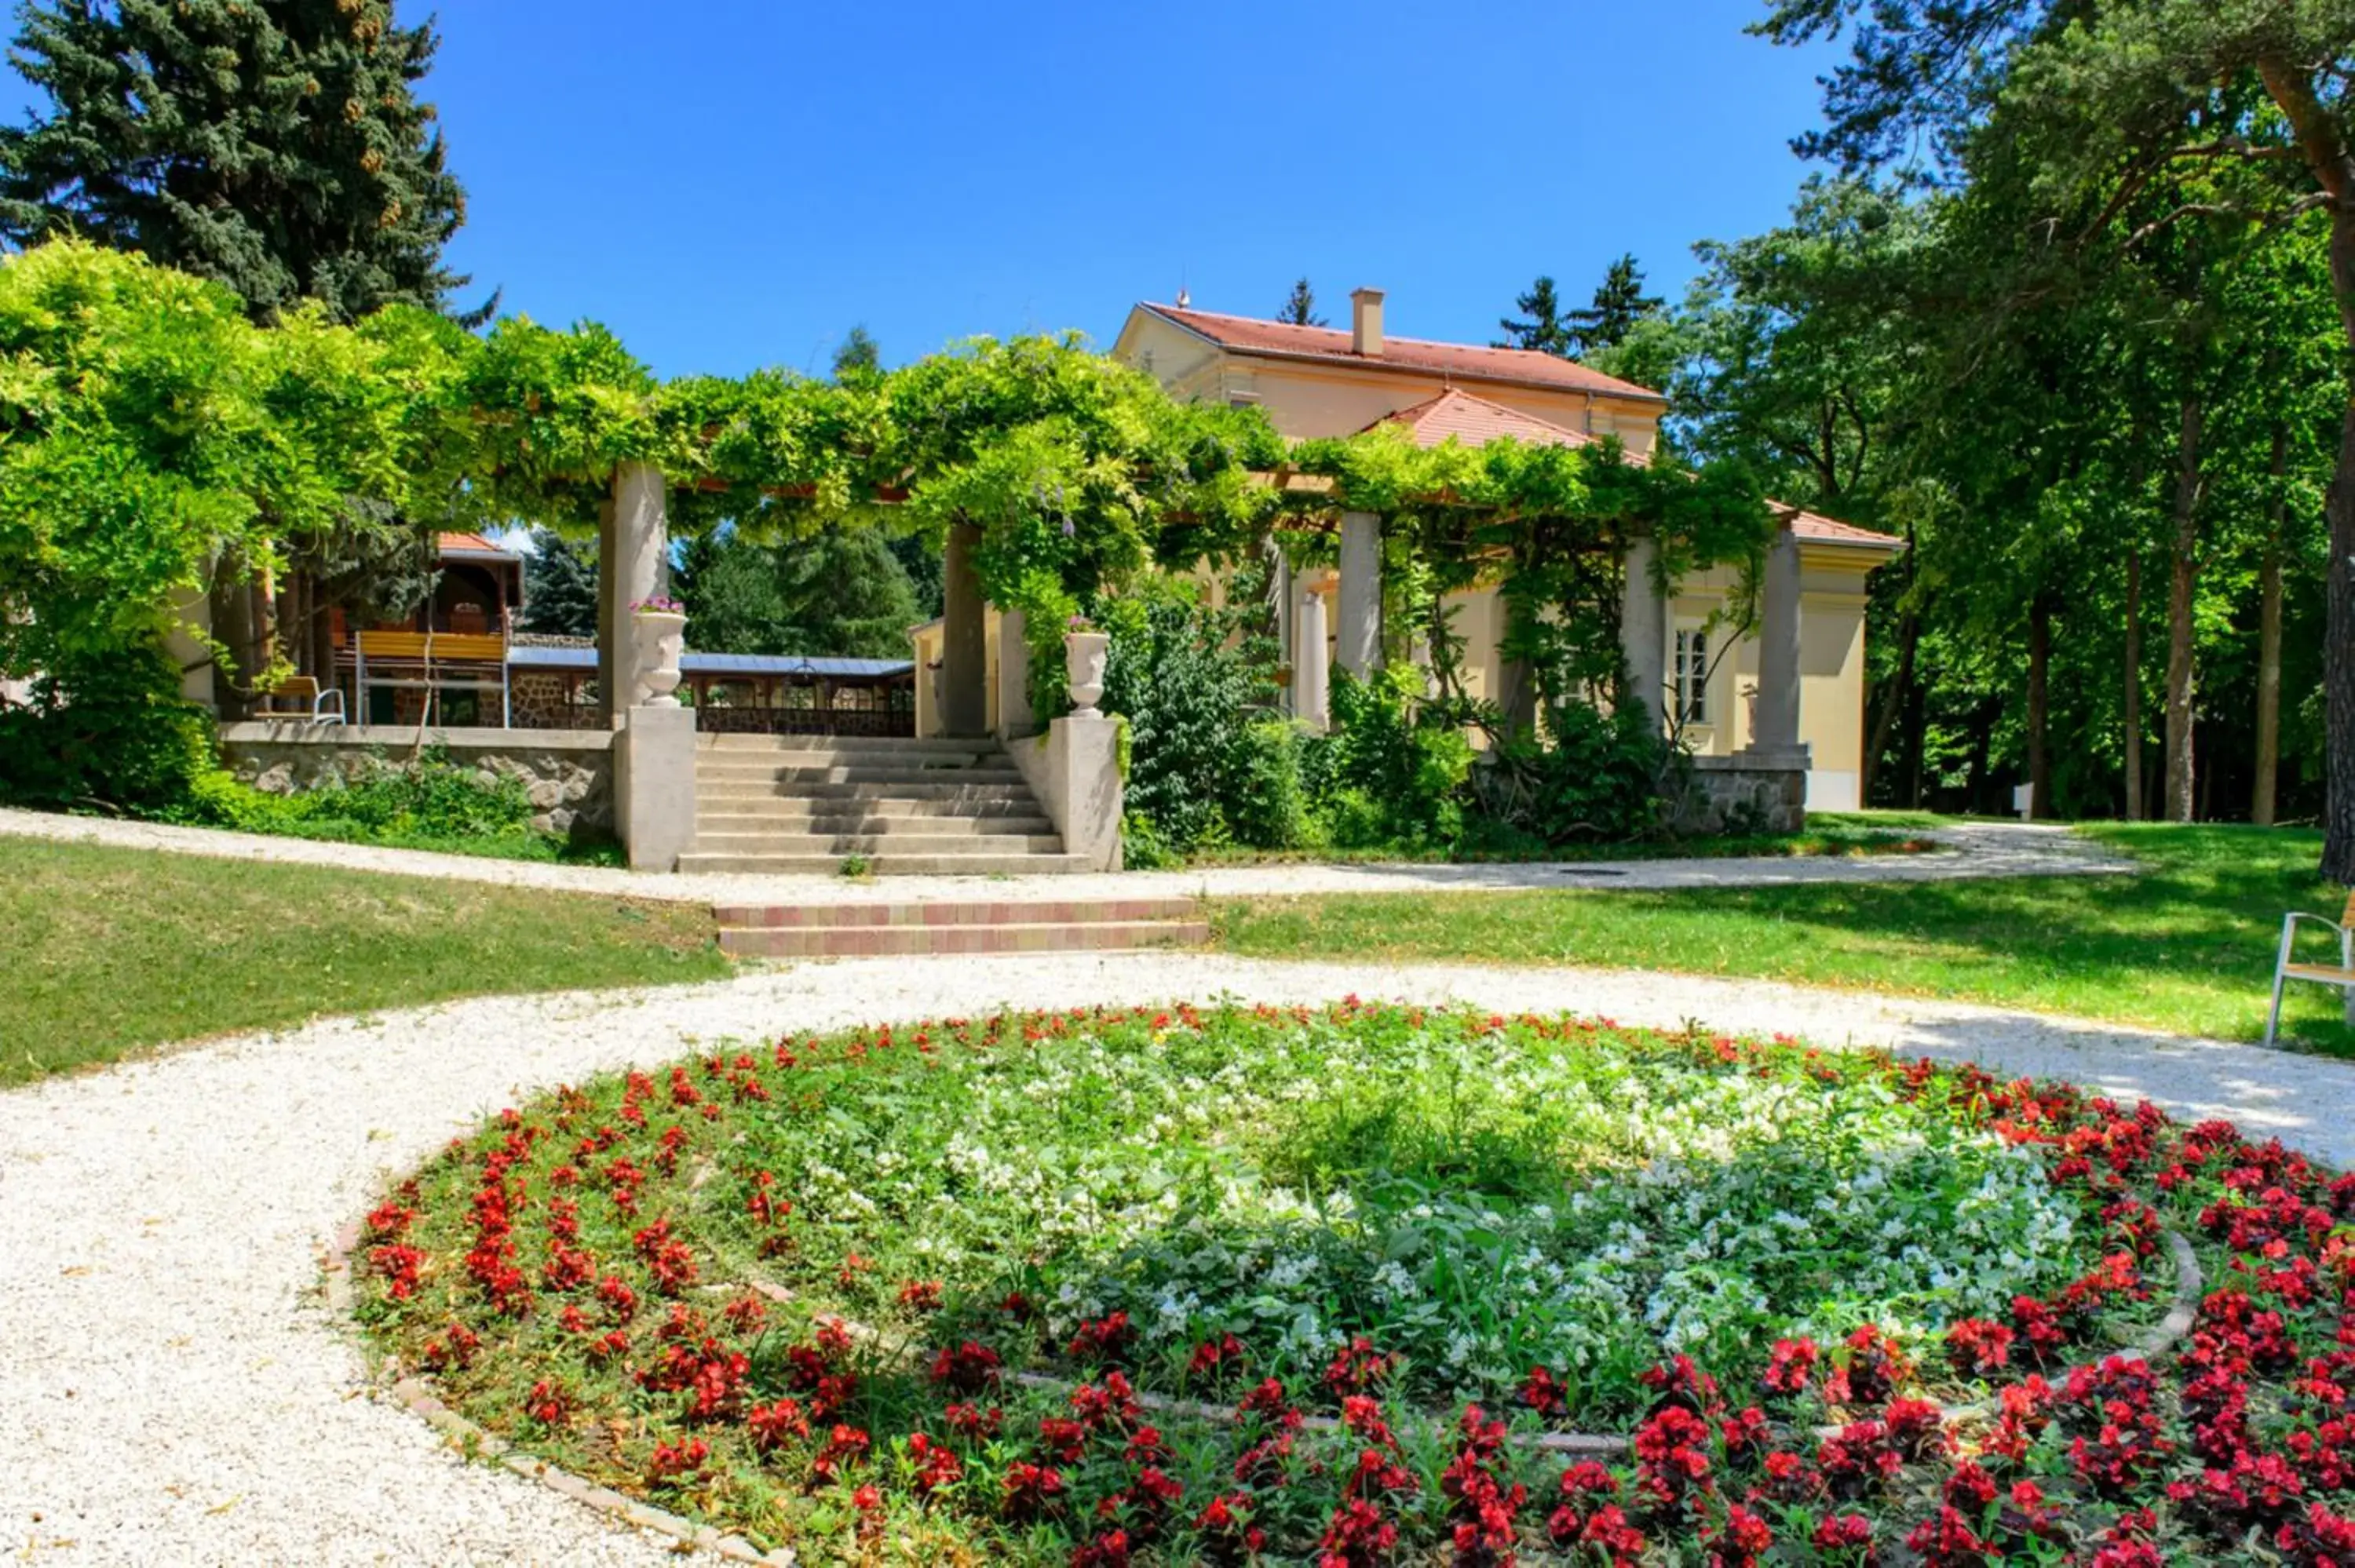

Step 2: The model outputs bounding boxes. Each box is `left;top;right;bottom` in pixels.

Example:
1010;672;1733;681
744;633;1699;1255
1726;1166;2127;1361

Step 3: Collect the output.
1375;388;1594;449
1141;302;1667;403
1774;505;1904;549
1366;390;1904;552
437;531;522;560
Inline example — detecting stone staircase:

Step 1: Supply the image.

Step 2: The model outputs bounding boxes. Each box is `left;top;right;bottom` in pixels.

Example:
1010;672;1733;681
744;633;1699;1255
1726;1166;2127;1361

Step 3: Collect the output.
678;734;1088;876
713;896;1210;957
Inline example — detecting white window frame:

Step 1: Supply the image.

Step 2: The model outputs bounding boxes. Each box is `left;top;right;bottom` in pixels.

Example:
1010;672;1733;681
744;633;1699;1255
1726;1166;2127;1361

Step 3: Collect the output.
1672;625;1711;727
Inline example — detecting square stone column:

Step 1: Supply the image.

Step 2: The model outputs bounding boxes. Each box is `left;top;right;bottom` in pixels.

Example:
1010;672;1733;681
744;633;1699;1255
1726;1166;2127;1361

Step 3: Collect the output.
1294;585;1330;731
1005;712;1126;871
607;464;668;715
594;498;618;726
1336;511;1382;679
616;702;696;871
997;607;1034;739
940;520;988;737
1747;523;1806;761
1619;534;1667;734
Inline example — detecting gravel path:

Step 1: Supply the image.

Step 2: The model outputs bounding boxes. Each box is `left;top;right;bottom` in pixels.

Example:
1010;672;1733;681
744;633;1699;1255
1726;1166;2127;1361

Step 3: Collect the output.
3;950;2328;1566
0;805;2127;905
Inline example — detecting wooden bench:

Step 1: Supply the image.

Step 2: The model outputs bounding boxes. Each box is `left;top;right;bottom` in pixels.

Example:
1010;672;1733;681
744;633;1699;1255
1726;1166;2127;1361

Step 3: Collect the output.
348;630;511;726
2266;889;2355;1045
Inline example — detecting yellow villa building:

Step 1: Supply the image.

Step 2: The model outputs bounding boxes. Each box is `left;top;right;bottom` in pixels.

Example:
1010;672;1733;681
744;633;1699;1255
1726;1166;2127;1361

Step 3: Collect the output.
915;286;1903;815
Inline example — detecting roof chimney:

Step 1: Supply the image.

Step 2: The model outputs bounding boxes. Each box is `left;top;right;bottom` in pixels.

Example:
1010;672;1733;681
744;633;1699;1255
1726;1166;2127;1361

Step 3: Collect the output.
1350;287;1385;357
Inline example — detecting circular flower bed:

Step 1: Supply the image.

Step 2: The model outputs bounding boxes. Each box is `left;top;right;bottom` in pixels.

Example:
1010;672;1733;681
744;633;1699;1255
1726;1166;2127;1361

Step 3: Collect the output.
356;1002;2342;1565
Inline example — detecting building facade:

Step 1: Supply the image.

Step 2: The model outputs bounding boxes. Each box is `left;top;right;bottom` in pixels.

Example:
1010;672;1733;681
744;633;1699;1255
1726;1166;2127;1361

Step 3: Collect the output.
1108;289;1904;811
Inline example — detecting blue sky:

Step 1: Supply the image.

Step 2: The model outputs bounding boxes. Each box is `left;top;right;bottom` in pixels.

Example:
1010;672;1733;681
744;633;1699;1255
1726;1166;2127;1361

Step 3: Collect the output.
2;1;1842;379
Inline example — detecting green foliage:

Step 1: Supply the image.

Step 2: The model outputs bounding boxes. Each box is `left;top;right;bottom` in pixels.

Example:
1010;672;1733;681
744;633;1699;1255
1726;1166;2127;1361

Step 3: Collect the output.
1567;253;1665;356
0;640;213;814
1098;585;1282;854
0;0;478;324
518;527;600;640
1310;668;1473;849
1473;701;1681;845
674;525;920;658
174;750;601;862
1495;275;1573;356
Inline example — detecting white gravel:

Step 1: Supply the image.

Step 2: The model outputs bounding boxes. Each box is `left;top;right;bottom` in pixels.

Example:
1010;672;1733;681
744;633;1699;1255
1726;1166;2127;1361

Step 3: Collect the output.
4;950;2341;1566
0;805;2127;906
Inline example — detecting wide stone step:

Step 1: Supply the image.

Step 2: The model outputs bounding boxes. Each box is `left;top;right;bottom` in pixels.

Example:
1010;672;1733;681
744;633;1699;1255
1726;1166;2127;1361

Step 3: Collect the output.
698;734;999;757
678;851;1092;876
714;898;1201;929
695;812;1057;838
690;832;1068;856
696;764;1028;787
718;919;1210;957
696;781;1038;804
695;796;1050;822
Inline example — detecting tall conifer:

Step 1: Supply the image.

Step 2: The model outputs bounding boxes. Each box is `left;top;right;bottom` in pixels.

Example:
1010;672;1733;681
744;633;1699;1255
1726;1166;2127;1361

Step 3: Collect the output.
0;0;479;322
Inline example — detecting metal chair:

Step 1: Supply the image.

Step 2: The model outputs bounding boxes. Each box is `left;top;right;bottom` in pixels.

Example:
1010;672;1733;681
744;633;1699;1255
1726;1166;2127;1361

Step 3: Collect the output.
255;676;345;725
2265;889;2355;1046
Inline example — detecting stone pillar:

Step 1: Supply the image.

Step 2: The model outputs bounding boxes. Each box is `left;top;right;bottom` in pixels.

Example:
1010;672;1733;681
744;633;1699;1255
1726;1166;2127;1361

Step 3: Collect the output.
1619;534;1667;735
1295;585;1331;731
1267;545;1295;720
609;465;667;713
940;520;988;737
595;498;618;726
997;607;1034;739
1004;712;1126;871
616;702;696;872
1336;511;1382;679
1750;523;1806;758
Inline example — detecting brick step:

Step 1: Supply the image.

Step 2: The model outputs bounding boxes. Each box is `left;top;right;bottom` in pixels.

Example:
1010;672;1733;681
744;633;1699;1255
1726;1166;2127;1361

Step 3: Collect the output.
690;832;1068;856
695;813;1057;838
696;781;1038;805
714;898;1202;929
679;851;1091;876
719;919;1210;957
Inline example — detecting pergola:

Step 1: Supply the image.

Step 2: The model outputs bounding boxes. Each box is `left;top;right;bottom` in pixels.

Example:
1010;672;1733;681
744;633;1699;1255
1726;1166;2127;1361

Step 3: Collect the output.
587;459;1813;767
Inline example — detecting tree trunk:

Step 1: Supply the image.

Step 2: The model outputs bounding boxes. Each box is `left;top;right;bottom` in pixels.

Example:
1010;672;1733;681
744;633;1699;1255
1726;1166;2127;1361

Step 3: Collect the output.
2027;593;2052;819
1861;612;1915;805
2256;423;2288;827
2164;395;2203;824
2254;57;2355;878
1905;676;1927;809
2123;550;2144;820
208;561;257;720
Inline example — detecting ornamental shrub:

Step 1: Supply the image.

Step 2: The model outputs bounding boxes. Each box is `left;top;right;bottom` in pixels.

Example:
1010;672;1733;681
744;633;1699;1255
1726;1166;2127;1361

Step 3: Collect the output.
1472;700;1680;846
0;640;214;815
1099;585;1286;855
179;751;542;848
1306;666;1473;850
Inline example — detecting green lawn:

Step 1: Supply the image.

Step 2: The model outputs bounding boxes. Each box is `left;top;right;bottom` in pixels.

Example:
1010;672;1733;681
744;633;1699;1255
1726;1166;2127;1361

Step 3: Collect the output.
0;839;728;1086
1211;822;2355;1052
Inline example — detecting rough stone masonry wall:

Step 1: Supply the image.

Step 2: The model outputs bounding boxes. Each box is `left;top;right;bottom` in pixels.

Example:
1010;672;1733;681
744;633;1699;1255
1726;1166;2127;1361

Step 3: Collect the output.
1668;756;1808;837
217;724;615;837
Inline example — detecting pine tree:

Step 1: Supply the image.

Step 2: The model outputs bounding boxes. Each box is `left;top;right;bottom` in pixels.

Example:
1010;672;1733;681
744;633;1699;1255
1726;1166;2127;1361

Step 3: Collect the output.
0;0;478;323
1568;255;1664;356
832;325;880;376
519;529;599;640
1277;278;1324;326
1496;276;1574;356
676;527;922;659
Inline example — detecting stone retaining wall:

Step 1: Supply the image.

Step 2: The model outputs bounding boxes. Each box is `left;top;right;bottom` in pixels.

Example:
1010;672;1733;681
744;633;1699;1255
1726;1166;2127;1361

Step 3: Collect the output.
217;724;615;836
1669;754;1808;836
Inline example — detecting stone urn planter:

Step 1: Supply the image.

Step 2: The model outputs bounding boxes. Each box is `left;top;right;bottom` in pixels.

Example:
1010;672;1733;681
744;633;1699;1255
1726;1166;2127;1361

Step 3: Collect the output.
1064;629;1110;718
632;604;687;708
